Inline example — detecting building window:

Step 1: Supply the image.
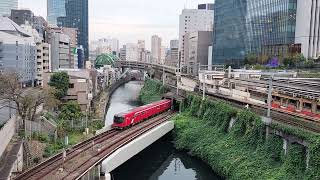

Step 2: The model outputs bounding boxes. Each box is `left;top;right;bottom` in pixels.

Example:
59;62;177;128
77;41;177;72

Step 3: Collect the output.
69;83;74;88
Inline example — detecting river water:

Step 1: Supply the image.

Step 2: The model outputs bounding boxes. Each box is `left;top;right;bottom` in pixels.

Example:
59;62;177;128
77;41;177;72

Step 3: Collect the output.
103;81;222;180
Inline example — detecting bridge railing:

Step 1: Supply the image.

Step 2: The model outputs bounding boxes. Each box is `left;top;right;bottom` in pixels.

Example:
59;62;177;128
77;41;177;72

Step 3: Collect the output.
115;61;177;74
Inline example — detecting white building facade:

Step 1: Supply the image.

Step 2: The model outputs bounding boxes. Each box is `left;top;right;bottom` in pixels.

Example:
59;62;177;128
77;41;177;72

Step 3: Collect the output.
295;0;320;58
125;43;138;62
179;4;214;65
0;17;36;86
151;35;162;64
90;38;119;56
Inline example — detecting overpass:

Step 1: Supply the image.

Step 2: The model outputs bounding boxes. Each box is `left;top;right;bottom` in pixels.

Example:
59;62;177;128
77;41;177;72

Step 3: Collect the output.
114;61;177;75
14;111;176;180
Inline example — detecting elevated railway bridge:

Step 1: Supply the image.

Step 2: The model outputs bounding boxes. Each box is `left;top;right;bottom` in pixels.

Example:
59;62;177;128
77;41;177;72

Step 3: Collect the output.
14;112;176;180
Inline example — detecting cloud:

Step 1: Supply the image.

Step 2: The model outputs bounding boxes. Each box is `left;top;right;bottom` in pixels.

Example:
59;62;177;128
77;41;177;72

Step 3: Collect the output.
19;0;213;49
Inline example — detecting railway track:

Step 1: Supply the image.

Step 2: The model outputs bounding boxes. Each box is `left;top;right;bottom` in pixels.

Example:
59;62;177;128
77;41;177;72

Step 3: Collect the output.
15;111;175;180
190;91;320;133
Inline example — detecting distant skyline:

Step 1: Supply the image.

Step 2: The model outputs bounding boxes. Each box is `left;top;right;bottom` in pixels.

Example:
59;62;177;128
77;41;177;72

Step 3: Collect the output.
19;0;213;49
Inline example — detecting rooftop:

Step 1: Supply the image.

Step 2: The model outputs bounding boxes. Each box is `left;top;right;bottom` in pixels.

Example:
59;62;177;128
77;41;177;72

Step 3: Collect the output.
0;17;32;37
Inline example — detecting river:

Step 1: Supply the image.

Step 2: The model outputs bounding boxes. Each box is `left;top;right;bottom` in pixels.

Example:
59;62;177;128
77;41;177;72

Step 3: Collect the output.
103;81;222;180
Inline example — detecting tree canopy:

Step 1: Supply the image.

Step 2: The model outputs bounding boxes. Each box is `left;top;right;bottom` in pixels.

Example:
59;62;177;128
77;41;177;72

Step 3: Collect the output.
59;101;83;121
0;72;57;136
48;72;70;99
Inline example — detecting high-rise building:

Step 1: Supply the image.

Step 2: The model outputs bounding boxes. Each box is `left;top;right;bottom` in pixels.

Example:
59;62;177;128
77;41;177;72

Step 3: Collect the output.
137;40;145;62
61;27;78;68
198;3;214;10
120;45;126;61
46;27;72;71
125;43;138;62
213;0;320;65
151;35;162;64
0;0;18;17
47;0;66;26
166;40;179;67
0;17;36;86
179;4;214;65
10;9;34;26
36;42;51;87
187;31;212;75
145;50;151;63
56;0;89;60
91;38;119;56
77;45;85;69
160;46;166;65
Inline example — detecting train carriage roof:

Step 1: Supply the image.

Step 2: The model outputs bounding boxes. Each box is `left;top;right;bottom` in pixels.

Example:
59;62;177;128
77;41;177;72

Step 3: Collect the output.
115;99;171;117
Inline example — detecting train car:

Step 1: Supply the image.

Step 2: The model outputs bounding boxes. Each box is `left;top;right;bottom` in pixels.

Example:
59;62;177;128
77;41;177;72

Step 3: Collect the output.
112;99;172;129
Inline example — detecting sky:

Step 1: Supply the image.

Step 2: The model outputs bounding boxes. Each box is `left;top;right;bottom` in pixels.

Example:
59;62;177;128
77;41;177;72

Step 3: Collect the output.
19;0;213;49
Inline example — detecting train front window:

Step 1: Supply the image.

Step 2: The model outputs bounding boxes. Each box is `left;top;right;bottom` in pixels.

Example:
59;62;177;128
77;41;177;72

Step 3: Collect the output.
114;116;124;124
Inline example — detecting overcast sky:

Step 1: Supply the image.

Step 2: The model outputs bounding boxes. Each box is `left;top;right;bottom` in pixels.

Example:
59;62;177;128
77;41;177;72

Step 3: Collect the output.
19;0;212;48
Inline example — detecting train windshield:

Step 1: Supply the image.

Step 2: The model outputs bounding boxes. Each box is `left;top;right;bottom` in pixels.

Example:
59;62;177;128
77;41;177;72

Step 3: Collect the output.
114;116;124;124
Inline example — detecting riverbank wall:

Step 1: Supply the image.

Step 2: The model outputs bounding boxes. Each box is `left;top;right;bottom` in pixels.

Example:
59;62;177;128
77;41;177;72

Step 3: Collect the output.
93;77;132;121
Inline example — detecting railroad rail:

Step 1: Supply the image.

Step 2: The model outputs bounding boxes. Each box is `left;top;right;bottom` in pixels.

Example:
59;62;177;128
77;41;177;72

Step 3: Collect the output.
199;91;320;133
14;111;176;180
232;78;320;99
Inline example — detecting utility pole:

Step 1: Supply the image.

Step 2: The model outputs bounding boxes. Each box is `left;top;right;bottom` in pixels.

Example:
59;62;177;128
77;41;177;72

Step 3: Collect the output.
202;73;206;101
176;63;180;95
267;74;274;118
162;63;165;86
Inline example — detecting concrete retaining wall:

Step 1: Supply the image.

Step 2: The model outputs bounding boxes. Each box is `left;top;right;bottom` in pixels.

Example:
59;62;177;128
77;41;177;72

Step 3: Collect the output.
7;142;23;180
0;116;16;158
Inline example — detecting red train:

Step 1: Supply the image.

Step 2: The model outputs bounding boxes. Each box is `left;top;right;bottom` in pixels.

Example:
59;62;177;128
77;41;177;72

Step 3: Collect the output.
112;99;172;129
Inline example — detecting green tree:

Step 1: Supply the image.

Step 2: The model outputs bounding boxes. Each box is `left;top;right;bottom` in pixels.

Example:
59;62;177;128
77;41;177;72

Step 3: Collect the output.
48;72;70;99
0;72;58;138
293;53;306;67
59;101;83;121
245;53;258;65
283;55;294;67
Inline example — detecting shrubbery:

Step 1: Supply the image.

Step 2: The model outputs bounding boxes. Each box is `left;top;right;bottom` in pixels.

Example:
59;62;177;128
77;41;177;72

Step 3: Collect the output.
139;78;168;104
173;94;320;179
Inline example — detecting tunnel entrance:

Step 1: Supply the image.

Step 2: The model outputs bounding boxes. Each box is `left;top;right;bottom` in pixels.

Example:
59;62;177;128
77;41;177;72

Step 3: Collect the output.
162;92;185;112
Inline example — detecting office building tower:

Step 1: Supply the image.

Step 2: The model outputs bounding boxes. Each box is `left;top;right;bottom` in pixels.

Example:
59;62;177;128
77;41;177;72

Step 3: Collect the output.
213;0;320;65
120;45;126;61
0;0;18;17
187;31;212;75
166;40;179;67
151;35;162;64
179;4;214;65
47;0;66;26
56;0;89;60
125;43;138;62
